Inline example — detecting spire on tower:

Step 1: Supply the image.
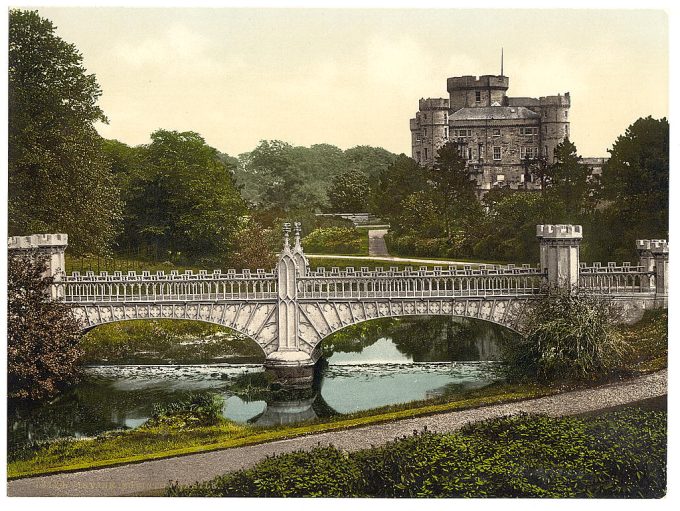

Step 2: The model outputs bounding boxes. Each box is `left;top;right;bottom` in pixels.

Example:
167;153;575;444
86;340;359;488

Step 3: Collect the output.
501;47;504;77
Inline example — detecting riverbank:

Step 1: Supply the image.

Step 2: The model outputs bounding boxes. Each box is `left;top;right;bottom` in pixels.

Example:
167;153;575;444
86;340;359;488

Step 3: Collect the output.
7;369;667;496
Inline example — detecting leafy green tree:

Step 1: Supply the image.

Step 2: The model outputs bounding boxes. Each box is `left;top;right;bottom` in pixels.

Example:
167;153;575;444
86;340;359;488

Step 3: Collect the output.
474;192;566;262
8;252;83;400
430;142;482;239
229;218;279;270
595;117;669;260
327;170;371;212
8;10;122;255
544;138;593;219
344;146;398;182
372;155;428;221
126;130;247;266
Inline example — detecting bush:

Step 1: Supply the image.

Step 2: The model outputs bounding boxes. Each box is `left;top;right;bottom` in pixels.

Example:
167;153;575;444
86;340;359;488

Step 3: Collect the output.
143;393;224;428
168;408;666;498
302;227;365;255
502;290;628;382
168;446;365;497
8;252;83;400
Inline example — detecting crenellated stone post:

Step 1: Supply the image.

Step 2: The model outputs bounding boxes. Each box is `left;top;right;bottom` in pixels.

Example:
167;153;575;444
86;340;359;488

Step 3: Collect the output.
636;239;657;290
536;225;582;289
264;223;318;386
7;233;68;299
650;240;668;307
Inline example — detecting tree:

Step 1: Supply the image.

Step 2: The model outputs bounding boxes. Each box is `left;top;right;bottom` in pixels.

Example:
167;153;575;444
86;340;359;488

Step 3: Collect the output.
327;170;371;212
544;138;593;219
229;218;279;271
126;129;248;266
596;117;669;260
371;155;428;221
8;10;121;255
474;192;566;262
8;252;83;400
430;142;481;239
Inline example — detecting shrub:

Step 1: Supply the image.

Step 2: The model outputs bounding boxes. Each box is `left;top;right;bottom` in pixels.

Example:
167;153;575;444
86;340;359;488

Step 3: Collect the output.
143;393;224;428
502;290;628;382
168;446;365;497
302;227;365;255
167;408;666;498
8;251;83;400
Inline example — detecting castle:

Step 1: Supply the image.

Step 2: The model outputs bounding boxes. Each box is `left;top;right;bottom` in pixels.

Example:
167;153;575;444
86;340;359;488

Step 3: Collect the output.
410;74;572;192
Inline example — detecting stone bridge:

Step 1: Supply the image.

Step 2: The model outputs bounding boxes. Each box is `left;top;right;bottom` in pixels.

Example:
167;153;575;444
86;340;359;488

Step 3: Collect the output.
8;224;668;384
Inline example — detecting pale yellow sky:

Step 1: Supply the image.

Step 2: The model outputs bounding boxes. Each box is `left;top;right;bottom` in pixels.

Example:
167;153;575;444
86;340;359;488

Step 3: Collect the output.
35;7;668;157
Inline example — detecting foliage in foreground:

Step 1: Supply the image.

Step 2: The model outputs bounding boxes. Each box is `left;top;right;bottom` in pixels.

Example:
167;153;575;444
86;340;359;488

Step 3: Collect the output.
143;393;225;429
502;290;628;382
8;252;83;400
167;408;666;498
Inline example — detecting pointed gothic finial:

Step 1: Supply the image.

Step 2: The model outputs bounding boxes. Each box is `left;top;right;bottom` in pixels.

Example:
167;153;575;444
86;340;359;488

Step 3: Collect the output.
283;222;291;247
293;222;302;248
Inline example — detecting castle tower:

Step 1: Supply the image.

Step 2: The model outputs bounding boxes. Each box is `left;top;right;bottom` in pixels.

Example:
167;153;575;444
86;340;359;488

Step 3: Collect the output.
409;98;450;166
538;93;571;163
447;75;510;111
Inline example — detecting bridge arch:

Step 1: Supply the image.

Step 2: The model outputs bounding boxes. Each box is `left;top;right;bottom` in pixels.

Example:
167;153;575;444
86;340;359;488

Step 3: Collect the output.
295;297;531;356
71;302;277;357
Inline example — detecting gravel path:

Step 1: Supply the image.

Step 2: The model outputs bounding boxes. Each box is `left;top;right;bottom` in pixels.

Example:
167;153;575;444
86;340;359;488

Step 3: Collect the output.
8;369;667;497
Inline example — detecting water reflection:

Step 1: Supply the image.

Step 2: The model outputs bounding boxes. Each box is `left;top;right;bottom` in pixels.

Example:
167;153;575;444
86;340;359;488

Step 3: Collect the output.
8;316;514;452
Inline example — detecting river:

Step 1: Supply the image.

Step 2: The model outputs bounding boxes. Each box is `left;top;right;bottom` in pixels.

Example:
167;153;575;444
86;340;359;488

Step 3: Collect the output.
8;316;514;453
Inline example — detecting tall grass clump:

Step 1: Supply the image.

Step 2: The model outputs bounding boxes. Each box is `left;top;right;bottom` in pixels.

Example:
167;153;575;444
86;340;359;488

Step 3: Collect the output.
502;289;628;382
144;393;224;428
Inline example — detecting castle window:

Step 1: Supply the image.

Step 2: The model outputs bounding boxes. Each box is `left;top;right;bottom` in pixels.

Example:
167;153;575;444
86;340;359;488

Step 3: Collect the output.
521;147;538;159
444;127;448;138
496;174;505;182
467;148;472;160
520;127;538;136
564;111;568;119
424;147;429;159
493;129;501;137
416;151;421;162
416;133;421;142
475;91;481;102
493;147;501;160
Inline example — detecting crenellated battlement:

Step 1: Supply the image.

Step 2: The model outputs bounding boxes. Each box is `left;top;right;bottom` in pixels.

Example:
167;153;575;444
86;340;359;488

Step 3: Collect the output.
536;224;582;239
8;233;68;250
539;93;570;107
447;75;509;91
650;240;669;254
419;98;450;110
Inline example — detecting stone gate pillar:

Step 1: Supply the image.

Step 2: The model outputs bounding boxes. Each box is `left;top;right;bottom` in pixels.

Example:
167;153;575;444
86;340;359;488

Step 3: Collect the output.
536;225;582;289
264;223;317;386
7;234;68;299
636;239;657;290
650;240;668;308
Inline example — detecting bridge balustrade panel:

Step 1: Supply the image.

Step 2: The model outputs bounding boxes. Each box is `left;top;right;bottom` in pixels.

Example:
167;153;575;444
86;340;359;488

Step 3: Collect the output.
297;265;546;300
58;270;278;303
579;263;655;294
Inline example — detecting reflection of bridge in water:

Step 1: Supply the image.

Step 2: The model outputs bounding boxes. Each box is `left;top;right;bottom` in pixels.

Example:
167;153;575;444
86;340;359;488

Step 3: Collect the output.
8;224;668;384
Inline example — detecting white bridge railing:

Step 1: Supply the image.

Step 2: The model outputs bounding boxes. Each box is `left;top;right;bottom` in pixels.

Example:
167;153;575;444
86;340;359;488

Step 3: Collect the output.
56;261;657;304
579;262;655;294
297;264;546;299
58;269;279;303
